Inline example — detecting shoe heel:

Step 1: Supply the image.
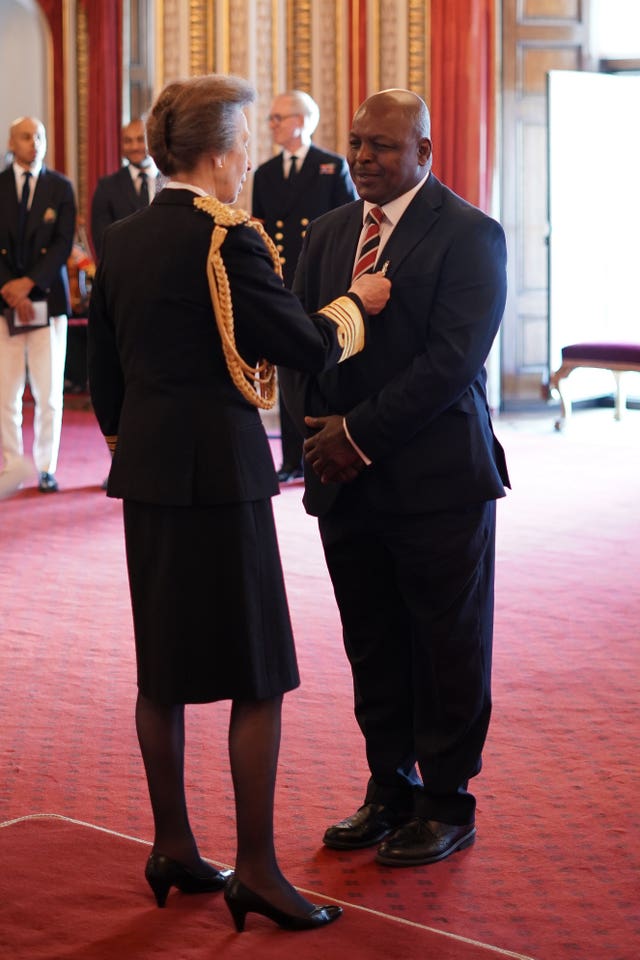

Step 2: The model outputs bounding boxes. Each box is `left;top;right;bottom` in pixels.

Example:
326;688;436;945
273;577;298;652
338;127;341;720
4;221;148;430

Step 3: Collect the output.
224;895;247;933
146;874;170;908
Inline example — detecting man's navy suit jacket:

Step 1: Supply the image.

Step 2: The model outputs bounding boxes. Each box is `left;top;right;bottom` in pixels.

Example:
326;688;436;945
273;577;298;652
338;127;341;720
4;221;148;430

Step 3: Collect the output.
0;165;75;316
280;174;510;518
91;166;163;259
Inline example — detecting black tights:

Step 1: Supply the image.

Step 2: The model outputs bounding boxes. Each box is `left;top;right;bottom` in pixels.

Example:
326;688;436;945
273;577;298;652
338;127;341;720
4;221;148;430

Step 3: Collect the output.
135;691;314;913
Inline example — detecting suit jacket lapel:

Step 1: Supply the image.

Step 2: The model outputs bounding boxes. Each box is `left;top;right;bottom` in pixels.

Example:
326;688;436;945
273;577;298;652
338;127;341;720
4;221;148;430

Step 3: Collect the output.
379;176;442;277
319;185;441;294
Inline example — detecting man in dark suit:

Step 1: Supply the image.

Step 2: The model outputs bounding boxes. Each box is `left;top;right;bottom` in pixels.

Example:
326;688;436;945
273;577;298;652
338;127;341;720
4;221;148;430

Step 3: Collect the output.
280;89;509;867
252;90;356;482
0;116;76;496
91;117;162;259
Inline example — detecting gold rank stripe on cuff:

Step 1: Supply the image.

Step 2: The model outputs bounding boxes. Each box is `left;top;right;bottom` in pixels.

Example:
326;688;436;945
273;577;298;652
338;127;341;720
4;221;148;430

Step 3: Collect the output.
104;435;118;453
319;295;366;362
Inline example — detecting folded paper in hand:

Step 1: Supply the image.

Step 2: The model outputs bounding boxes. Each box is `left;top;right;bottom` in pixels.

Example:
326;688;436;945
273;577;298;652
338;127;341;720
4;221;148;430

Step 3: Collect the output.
5;301;50;336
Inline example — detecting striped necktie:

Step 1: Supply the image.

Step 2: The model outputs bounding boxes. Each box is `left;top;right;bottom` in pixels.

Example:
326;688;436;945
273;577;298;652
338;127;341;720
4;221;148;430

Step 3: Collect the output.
352;206;384;281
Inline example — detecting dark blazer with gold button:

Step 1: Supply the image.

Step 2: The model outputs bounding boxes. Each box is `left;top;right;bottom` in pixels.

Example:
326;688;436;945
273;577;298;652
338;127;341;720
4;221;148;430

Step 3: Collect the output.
0;165;76;316
251;143;356;287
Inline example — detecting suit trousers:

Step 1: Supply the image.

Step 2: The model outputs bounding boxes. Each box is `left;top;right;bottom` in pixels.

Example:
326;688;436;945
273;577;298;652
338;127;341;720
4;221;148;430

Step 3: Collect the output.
319;491;496;825
0;314;67;477
277;382;303;470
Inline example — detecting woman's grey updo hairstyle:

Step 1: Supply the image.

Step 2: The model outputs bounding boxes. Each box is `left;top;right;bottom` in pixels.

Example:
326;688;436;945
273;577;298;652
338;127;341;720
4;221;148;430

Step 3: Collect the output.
147;74;256;177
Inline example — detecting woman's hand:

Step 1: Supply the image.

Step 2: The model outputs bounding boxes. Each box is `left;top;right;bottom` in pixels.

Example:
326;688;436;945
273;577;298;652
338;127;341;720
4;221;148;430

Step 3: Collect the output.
348;273;391;315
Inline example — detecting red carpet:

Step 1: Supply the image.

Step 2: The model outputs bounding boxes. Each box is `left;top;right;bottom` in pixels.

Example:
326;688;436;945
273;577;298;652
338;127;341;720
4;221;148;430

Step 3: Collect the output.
0;815;517;960
0;404;639;959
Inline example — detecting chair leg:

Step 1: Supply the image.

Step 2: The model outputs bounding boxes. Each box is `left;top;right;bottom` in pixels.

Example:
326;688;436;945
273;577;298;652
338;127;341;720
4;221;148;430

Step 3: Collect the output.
613;371;627;421
554;375;572;431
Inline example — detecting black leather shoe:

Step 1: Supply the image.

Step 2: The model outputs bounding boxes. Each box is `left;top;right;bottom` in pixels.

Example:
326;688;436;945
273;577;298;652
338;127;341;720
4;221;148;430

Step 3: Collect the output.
224;877;342;932
375;817;476;866
38;472;59;492
323;803;409;850
145;852;233;908
276;464;304;483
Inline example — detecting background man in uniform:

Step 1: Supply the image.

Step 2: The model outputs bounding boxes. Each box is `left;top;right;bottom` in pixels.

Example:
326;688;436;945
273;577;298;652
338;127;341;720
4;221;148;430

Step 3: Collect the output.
281;89;509;867
252;90;356;482
0;116;76;496
91;117;162;260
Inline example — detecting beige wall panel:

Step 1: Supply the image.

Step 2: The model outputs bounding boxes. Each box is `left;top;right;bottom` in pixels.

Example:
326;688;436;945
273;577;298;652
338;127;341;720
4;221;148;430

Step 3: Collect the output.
521;46;580;95
408;0;429;102
311;0;340;152
251;0;278;163
521;316;548;368
366;0;381;92
188;0;210;75
522;0;580;19
158;0;189;85
333;0;351;153
63;0;78;190
228;0;250;77
287;0;311;91
76;3;88;216
520;123;547;291
379;0;409;92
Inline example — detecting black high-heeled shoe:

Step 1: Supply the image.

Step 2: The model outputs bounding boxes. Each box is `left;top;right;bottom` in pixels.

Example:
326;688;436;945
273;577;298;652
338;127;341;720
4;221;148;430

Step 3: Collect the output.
224;877;342;932
145;852;233;908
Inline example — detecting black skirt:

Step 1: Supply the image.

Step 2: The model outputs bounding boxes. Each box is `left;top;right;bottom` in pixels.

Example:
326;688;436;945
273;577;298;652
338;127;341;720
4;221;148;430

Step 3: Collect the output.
123;498;299;704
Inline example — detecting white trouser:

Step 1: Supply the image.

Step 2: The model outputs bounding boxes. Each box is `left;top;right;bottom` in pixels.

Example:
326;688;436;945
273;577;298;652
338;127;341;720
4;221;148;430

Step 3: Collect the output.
0;313;67;475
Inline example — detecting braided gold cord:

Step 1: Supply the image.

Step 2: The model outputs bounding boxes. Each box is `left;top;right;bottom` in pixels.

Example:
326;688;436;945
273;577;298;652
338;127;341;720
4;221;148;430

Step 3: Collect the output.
194;196;281;409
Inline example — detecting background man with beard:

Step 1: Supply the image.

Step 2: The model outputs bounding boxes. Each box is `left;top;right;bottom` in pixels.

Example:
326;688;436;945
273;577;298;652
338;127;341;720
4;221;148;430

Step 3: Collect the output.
91;117;163;260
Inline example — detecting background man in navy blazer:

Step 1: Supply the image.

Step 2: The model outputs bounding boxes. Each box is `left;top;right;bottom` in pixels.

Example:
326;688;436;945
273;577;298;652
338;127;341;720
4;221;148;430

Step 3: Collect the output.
91;117;162;260
0;116;75;496
280;89;510;867
252;90;356;482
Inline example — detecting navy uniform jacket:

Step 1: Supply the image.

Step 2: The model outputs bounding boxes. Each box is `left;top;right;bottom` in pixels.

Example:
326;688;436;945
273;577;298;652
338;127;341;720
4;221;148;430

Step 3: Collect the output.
87;188;369;506
252;143;356;287
0;165;75;316
280;174;510;518
90;166;164;259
